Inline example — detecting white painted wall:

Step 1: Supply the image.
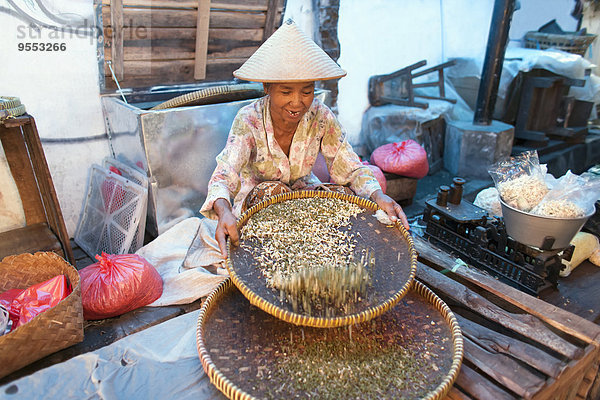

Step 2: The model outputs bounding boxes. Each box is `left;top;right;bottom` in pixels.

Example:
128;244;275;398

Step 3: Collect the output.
0;0;109;236
335;0;579;147
510;0;578;45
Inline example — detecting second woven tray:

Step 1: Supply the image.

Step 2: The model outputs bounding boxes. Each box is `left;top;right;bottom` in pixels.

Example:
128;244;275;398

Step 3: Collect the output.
227;190;417;328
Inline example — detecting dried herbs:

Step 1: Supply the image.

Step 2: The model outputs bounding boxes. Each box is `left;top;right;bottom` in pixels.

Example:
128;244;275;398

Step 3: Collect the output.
202;286;455;400
240;197;370;315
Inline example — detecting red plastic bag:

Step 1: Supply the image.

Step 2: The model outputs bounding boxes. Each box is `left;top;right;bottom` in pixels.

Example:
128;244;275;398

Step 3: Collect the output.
80;253;163;320
0;275;72;332
371;139;429;179
362;161;387;194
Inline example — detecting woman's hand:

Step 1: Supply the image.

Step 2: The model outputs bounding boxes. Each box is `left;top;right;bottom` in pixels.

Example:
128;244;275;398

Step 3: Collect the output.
370;189;410;231
214;198;239;258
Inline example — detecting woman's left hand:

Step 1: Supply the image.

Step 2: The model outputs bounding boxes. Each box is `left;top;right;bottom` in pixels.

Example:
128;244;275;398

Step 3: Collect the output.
370;189;410;231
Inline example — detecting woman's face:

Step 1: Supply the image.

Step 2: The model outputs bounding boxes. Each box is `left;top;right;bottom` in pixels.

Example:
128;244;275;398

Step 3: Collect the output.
265;82;315;125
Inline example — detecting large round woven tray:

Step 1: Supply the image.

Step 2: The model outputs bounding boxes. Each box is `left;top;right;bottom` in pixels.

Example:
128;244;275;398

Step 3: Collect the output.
227;190;418;328
197;278;463;400
150;83;264;110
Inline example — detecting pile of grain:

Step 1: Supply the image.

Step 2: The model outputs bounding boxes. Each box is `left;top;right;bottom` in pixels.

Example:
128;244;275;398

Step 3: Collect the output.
498;175;548;212
531;199;586;218
240;197;364;287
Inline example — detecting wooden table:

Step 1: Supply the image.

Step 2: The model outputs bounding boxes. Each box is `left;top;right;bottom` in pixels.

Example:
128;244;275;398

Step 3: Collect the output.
413;235;600;400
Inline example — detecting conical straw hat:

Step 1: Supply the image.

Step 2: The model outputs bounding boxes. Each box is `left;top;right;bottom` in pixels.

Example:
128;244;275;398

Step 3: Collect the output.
233;19;347;82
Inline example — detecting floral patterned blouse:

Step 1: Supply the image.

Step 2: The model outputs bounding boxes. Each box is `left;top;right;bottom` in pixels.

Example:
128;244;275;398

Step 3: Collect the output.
200;96;381;219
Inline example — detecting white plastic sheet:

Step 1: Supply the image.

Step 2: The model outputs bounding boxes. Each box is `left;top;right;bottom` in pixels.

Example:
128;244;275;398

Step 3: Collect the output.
446;47;600;120
0;310;225;400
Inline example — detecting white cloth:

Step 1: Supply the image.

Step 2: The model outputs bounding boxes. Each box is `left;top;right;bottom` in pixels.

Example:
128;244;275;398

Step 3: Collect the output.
182;218;228;273
136;218;227;307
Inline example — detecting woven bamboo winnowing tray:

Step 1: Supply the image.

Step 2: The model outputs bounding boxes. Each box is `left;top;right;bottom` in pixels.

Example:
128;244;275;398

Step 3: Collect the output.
227;190;418;328
0;252;84;379
197;279;463;400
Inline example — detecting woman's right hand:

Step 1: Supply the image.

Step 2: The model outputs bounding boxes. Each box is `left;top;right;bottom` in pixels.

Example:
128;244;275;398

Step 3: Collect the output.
214;198;239;258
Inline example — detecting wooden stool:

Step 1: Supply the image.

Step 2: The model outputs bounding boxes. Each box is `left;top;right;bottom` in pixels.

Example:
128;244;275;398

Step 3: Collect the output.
0;115;74;264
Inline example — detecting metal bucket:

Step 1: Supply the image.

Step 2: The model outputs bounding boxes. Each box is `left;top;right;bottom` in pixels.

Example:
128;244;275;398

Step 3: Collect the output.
500;199;594;249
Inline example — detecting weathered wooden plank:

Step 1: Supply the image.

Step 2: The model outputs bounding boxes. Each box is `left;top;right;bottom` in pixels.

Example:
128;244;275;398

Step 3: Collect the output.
414;235;600;345
586;366;600;400
102;6;266;29
562;373;585;400
575;358;600;399
103;58;243;88
110;0;124;79
0;125;45;225
211;0;271;11
463;336;546;398
104;57;245;75
107;26;263;41
101;0;271;11
263;0;280;40
194;0;211;79
104;41;258;61
534;346;600;400
106;26;196;40
0;223;62;261
104;27;262;60
454;363;516;400
209;9;266;29
417;263;584;360
21;118;74;264
123;39;196;60
456;314;564;379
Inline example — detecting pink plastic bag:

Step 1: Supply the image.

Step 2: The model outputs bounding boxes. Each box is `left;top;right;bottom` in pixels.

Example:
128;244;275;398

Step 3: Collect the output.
0;275;72;331
80;253;163;320
371;140;429;179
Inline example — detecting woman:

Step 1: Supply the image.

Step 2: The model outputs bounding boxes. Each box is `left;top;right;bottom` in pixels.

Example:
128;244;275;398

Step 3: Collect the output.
200;20;408;258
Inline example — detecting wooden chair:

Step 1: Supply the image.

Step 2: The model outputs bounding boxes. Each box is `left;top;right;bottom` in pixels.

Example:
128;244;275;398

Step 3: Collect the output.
0;115;74;264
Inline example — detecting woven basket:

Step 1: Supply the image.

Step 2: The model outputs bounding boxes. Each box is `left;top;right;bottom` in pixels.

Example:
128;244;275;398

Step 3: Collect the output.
227;190;417;328
0;252;83;379
197;279;463;400
524;31;597;56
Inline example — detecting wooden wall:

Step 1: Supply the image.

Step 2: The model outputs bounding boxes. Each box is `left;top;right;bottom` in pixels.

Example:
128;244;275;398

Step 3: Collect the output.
101;0;285;91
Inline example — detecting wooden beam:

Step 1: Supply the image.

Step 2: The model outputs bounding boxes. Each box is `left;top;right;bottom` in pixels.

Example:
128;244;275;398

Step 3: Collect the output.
262;0;279;40
456;314;565;379
417;262;584;360
414;235;600;345
22;118;75;264
110;0;124;80
194;0;211;79
454;363;514;400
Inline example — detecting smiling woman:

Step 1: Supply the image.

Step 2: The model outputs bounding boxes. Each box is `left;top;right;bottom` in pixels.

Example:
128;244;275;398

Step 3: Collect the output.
264;82;315;156
188;19;409;273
